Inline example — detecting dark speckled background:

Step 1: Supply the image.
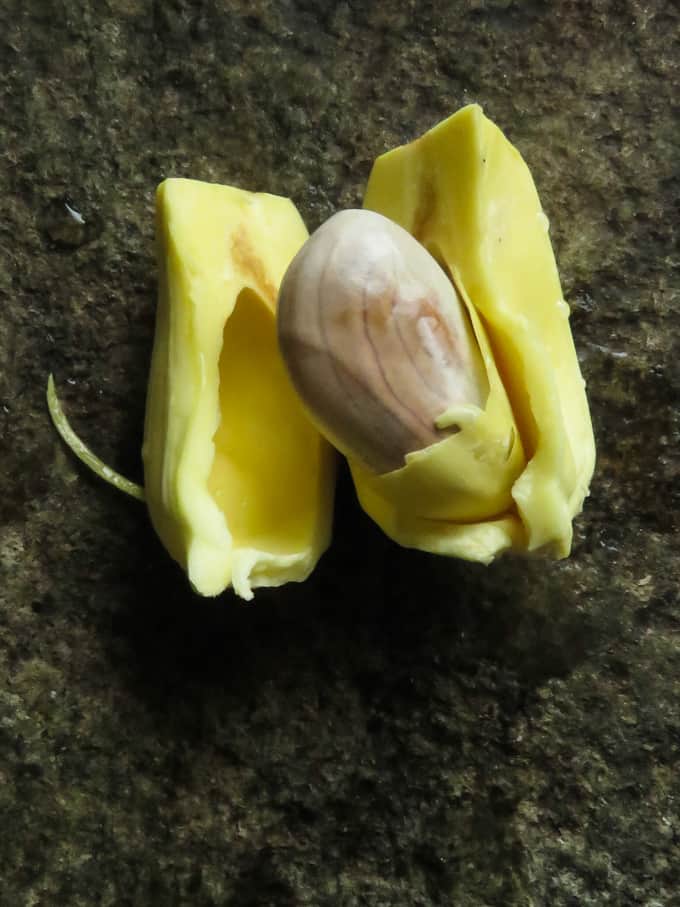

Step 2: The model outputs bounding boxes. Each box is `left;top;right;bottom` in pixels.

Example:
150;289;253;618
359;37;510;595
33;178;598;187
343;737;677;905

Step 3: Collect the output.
2;1;679;904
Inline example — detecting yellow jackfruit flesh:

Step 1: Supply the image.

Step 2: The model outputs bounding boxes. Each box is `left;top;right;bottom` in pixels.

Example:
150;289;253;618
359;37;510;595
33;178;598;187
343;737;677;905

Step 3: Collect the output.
356;104;595;561
143;179;335;599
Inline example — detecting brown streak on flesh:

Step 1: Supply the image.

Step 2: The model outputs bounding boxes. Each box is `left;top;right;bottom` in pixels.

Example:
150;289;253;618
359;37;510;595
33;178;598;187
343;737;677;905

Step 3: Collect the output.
231;228;277;304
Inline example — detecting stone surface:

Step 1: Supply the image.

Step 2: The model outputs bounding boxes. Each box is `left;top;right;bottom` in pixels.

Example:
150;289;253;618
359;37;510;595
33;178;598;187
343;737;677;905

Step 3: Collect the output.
1;0;679;904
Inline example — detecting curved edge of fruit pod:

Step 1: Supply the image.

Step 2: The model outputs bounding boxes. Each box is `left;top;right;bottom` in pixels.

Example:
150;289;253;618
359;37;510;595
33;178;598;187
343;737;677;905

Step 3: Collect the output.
143;178;335;600
361;104;596;560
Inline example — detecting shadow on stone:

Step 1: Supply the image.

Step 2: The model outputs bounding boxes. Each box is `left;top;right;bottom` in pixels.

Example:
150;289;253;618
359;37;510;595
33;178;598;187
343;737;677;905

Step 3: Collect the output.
108;465;607;738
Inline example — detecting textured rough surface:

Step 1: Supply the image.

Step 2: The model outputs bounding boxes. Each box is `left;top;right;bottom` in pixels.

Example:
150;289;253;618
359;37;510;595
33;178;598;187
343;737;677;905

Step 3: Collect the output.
1;0;679;904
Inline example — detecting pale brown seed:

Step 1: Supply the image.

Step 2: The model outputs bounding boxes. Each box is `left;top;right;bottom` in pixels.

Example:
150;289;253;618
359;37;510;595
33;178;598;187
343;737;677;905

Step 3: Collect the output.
277;209;488;474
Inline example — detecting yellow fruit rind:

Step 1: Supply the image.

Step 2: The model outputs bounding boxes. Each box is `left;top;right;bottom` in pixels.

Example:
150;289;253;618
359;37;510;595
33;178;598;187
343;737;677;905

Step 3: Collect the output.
359;104;595;561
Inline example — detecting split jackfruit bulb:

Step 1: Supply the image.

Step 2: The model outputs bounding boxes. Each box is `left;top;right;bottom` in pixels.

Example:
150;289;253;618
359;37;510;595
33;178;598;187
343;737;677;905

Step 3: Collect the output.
277;105;595;562
143;179;335;599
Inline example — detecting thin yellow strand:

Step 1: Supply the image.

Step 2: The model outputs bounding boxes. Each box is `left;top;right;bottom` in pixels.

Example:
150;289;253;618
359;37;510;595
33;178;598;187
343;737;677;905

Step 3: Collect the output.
47;374;146;503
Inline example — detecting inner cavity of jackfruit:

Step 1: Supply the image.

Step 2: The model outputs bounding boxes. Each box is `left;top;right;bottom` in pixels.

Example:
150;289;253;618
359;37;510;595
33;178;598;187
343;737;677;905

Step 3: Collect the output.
207;288;321;554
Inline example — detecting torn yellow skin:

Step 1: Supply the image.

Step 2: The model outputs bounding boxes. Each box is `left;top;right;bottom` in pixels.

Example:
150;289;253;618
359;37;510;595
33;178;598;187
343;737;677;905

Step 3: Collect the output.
143;179;335;600
357;104;595;561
